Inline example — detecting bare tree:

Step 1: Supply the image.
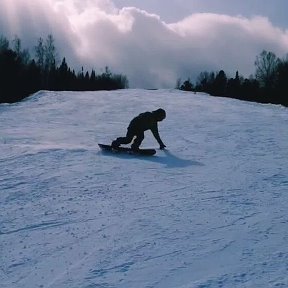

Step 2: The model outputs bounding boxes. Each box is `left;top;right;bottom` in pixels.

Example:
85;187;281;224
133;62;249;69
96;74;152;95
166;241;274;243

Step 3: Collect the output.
255;50;280;89
11;36;30;65
35;37;45;70
44;34;58;72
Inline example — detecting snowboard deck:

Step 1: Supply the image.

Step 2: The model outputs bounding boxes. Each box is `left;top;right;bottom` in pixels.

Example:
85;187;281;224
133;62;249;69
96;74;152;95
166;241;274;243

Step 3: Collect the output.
98;144;156;156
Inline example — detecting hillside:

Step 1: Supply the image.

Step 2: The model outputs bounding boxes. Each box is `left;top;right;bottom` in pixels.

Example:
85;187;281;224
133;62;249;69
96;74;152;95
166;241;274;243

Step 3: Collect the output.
1;89;288;288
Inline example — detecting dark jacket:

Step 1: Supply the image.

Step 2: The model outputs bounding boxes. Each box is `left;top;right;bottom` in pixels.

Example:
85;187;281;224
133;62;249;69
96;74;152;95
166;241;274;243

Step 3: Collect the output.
128;112;164;146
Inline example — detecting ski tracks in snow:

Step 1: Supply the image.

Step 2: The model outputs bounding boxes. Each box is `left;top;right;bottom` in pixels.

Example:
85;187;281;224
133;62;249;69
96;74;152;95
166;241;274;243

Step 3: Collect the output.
1;90;288;287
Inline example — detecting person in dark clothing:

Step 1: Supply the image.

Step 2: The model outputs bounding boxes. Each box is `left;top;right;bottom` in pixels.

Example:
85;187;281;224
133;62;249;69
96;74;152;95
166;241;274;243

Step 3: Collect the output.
111;108;166;150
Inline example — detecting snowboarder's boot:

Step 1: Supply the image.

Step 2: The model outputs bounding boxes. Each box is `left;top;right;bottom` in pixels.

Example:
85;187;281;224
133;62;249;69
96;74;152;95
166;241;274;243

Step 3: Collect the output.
111;140;120;148
131;143;140;152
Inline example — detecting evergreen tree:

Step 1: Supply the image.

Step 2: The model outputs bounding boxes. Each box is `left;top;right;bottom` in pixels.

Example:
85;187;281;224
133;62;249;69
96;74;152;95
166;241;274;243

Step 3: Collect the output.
0;34;129;103
275;55;288;105
0;36;9;51
213;70;227;96
180;79;194;91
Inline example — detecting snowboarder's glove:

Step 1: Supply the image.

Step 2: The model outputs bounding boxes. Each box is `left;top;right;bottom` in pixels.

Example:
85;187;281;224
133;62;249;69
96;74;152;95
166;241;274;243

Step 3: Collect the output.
160;143;166;150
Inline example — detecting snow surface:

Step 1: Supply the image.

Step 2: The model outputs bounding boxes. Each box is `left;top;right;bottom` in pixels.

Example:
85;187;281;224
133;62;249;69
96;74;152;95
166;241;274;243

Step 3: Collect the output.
1;89;288;288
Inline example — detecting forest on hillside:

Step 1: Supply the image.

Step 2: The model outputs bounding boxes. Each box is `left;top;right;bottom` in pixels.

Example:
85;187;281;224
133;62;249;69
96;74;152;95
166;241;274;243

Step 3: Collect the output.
178;50;288;107
1;33;288;107
0;34;128;103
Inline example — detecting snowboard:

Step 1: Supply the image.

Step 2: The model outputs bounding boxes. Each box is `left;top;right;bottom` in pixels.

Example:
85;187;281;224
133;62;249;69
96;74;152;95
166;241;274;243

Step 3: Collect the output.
98;144;156;156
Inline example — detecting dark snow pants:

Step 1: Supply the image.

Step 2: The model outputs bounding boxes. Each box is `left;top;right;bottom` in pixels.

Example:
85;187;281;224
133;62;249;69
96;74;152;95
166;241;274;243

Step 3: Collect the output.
115;127;144;149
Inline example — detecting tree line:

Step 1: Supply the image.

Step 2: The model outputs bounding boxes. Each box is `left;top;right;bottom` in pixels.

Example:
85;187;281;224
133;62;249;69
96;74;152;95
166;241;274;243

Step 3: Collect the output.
177;50;288;107
0;34;129;103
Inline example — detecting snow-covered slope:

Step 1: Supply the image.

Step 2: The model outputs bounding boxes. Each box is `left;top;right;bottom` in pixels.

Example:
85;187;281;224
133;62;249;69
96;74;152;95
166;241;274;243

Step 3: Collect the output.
1;89;288;288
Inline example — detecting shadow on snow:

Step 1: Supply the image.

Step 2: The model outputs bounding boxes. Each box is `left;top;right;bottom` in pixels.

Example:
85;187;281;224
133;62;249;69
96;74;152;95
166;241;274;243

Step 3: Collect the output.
99;149;203;168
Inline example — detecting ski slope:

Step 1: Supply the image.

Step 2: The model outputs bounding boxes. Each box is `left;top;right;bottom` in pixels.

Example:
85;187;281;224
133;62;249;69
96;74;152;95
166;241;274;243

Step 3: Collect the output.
1;89;288;288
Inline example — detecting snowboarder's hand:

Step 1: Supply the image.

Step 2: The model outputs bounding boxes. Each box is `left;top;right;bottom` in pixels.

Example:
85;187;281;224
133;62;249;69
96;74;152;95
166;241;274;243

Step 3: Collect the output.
160;144;166;150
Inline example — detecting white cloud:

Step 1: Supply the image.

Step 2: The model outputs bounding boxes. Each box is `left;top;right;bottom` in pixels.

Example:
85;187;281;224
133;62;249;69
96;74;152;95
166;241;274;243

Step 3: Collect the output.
1;0;288;88
0;0;79;67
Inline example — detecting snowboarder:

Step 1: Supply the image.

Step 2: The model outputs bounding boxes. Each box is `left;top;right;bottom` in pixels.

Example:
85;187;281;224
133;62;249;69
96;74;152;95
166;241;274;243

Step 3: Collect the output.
111;108;166;150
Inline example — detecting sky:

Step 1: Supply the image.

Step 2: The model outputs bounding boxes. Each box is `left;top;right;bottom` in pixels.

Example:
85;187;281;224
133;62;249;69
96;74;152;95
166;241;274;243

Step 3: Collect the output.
1;0;288;88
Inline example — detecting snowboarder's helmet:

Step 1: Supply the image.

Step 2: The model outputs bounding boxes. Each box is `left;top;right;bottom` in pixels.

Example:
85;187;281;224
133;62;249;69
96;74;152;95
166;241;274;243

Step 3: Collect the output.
154;108;166;121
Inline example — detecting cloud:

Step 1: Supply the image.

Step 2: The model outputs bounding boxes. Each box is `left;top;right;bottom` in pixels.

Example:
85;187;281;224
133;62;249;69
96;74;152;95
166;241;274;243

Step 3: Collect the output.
1;0;288;88
0;0;79;67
